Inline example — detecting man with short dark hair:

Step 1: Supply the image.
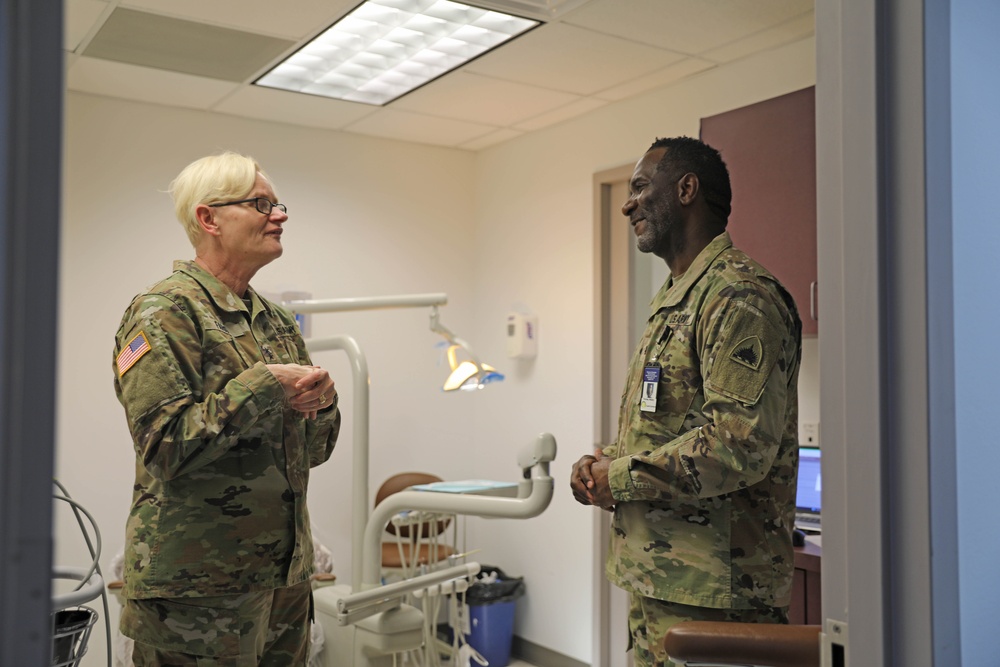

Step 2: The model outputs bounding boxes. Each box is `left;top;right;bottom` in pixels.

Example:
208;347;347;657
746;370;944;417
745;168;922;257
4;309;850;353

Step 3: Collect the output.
571;136;802;666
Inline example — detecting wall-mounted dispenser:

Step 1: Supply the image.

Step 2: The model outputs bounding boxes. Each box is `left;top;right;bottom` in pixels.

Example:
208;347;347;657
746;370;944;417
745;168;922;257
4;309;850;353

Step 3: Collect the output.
506;312;538;359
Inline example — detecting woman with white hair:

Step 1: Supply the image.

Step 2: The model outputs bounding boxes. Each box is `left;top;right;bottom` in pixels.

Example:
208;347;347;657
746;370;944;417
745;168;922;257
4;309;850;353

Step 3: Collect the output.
112;152;341;665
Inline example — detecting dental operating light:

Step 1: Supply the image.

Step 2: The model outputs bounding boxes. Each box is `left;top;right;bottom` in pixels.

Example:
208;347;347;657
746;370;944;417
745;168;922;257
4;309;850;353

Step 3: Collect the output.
431;306;504;391
255;0;539;106
282;292;503;392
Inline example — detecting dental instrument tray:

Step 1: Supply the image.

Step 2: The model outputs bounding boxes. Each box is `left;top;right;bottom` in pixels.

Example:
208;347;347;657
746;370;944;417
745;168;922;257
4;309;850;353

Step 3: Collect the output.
410;479;519;496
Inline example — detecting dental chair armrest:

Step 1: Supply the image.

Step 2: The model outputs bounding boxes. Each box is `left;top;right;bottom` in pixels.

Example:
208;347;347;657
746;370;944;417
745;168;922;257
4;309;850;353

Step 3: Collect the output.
664;621;821;667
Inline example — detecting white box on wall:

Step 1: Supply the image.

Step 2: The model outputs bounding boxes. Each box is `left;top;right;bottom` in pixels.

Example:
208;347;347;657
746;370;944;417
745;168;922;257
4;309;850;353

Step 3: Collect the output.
506;312;538;359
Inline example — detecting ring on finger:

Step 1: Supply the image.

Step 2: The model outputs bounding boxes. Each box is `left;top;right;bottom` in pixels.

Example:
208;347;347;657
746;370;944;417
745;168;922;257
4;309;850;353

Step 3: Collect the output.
319;393;326;404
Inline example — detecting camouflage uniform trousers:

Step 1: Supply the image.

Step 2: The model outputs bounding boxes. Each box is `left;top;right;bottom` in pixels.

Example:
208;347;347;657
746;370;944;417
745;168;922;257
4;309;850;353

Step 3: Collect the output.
124;580;312;666
628;593;788;667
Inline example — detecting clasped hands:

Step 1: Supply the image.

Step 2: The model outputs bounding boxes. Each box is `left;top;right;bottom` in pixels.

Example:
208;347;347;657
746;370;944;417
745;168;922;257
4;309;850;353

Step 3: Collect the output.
570;449;616;511
267;363;336;420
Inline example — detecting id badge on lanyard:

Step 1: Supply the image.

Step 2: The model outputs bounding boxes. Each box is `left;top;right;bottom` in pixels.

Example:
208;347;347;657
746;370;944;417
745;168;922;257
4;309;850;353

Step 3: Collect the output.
640;364;660;412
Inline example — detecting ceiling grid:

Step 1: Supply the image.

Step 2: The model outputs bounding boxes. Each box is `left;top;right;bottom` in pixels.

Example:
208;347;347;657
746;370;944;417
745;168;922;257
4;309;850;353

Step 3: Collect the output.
64;0;815;150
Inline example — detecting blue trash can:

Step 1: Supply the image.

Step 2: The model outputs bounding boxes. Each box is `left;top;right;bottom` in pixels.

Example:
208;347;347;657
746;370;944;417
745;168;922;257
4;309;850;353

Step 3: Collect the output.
465;566;525;667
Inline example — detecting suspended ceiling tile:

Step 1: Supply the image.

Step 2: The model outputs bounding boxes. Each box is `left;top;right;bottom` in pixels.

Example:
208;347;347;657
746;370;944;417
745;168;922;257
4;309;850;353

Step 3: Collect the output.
473;0;594;21
512;96;607;132
344;109;498;148
563;0;814;55
464;23;685;96
64;0;109;51
392;73;582;127
213;86;377;131
120;0;355;40
66;56;241;110
699;13;815;64
83;7;295;82
594;58;716;102
458;127;525;151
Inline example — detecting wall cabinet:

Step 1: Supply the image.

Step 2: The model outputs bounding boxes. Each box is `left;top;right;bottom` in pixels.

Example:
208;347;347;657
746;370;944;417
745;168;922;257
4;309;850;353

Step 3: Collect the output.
701;87;818;336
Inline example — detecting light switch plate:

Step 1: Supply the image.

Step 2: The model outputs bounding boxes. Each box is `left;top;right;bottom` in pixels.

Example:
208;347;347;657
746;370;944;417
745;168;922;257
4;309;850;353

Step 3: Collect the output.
800;422;820;447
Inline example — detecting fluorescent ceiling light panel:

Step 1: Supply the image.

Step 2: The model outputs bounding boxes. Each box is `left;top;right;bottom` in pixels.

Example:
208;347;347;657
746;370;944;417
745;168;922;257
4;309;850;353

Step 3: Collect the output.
255;0;539;105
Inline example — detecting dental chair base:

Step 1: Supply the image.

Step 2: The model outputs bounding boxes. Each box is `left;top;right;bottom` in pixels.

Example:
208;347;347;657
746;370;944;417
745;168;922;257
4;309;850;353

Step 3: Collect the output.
314;584;425;667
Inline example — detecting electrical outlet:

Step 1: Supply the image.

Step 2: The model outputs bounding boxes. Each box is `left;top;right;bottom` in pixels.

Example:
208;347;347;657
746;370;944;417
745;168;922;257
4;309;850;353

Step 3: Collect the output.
800;422;820;447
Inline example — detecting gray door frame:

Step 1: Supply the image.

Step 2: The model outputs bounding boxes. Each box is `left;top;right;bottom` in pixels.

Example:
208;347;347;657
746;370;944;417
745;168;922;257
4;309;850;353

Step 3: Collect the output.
0;0;64;663
815;0;959;664
592;163;636;667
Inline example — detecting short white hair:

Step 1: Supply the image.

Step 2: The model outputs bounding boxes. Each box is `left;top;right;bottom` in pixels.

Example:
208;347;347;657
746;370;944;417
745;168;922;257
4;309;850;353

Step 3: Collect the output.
169;152;274;246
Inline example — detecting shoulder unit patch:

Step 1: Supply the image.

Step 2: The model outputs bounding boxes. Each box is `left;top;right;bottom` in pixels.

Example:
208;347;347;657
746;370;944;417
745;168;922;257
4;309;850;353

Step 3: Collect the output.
729;336;763;371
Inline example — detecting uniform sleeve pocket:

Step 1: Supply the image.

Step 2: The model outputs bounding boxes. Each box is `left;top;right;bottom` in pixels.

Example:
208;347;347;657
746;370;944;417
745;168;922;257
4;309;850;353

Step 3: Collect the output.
703;301;782;406
118;326;192;424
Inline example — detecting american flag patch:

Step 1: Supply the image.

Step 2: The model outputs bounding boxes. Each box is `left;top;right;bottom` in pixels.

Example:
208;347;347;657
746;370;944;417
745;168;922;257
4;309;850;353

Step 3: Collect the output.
117;331;151;377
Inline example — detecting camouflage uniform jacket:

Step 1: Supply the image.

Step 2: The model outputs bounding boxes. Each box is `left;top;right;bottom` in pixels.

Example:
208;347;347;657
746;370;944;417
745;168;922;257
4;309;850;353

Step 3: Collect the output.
113;260;341;599
605;232;801;609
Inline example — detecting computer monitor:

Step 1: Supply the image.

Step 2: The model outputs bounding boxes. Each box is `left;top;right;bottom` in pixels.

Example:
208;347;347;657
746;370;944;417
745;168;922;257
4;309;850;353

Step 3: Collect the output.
796;446;822;514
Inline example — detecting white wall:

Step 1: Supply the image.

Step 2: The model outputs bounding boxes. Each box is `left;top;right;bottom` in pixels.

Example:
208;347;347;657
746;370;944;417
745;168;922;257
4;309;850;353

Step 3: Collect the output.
57;34;817;667
465;37;816;662
952;0;1000;662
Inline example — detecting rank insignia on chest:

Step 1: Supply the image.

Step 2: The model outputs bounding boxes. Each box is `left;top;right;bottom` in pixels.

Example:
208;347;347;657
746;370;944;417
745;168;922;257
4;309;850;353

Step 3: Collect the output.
729;336;763;370
117;331;151;376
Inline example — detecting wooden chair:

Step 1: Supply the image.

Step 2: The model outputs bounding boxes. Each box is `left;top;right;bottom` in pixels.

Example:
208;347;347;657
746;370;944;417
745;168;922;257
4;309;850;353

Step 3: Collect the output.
375;472;457;575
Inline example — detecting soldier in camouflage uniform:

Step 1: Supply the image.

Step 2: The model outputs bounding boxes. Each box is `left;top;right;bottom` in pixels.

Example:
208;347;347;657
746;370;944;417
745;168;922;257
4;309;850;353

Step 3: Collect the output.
113;152;342;666
571;137;801;666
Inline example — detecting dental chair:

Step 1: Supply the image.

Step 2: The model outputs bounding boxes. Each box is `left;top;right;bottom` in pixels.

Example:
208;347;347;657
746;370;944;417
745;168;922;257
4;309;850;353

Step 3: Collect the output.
663;621;821;667
314;432;557;667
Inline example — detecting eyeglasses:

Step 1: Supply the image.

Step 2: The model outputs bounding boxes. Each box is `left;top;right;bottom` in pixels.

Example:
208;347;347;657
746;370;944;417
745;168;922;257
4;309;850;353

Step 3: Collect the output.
210;197;287;216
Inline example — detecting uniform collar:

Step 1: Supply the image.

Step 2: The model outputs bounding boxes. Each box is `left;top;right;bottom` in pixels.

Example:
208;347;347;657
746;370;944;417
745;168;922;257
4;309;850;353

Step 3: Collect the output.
173;259;270;318
651;231;733;311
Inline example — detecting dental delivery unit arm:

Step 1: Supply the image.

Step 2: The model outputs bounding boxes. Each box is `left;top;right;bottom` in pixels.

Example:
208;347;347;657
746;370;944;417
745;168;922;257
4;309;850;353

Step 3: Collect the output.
334;562;482;627
359;432;556;589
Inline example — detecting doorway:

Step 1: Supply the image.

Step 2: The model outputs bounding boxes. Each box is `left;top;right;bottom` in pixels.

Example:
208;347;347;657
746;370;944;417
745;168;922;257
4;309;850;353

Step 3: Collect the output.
592;162;668;667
